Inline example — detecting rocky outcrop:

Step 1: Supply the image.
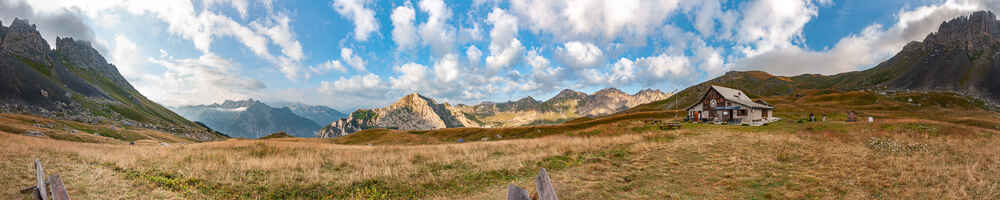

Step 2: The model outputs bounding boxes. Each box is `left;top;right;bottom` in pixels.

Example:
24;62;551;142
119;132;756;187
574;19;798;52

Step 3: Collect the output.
2;18;51;66
56;37;133;90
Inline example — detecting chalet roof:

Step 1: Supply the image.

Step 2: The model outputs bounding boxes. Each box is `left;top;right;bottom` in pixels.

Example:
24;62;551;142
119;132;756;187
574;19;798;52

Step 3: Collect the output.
687;85;774;110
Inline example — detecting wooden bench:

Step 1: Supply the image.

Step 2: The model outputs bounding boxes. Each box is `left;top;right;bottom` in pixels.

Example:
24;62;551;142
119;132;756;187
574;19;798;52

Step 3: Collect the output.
20;159;70;200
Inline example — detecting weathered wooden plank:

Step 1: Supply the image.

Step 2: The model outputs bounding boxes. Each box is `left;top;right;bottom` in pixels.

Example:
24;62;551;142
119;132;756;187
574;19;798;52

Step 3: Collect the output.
35;159;48;200
506;184;531;200
48;174;70;200
535;168;558;200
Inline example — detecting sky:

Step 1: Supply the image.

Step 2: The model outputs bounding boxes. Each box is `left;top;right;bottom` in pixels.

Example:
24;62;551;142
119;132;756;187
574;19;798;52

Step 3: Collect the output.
2;0;997;111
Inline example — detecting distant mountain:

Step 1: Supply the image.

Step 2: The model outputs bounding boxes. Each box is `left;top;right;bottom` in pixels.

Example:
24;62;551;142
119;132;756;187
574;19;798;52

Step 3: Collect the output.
317;88;670;137
282;103;347;125
172;99;322;138
631;11;1000;111
0;18;223;141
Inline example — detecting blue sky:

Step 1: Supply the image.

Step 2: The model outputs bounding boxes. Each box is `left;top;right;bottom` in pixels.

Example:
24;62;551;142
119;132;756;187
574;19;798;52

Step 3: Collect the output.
6;0;995;111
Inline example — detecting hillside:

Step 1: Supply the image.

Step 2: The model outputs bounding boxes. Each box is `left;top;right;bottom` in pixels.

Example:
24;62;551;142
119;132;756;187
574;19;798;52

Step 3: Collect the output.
632;11;1000;112
172;99;322;138
317;88;671;137
0;18;223;141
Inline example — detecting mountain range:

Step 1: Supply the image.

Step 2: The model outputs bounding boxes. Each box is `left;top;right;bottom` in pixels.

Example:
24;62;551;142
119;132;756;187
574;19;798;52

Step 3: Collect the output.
171;99;341;138
0;18;222;141
317;88;670;137
633;11;1000;112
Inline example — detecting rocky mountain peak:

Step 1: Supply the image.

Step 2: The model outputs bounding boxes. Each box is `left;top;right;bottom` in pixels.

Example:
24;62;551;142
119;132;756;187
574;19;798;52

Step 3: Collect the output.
392;93;434;108
516;96;538;103
925;11;1000;47
594;88;627;96
219;99;264;108
56;37;109;69
2;18;51;65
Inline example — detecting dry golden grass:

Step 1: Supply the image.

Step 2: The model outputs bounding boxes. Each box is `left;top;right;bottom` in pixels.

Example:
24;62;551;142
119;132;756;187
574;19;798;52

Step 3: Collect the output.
1;90;998;199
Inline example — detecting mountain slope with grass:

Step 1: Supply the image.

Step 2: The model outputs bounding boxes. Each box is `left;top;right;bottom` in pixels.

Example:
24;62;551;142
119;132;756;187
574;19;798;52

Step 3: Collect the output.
0;18;223;141
631;11;1000;112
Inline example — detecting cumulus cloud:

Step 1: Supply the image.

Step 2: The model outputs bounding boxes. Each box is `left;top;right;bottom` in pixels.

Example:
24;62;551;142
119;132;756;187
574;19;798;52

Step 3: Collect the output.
309;60;347;75
555;41;604;69
417;0;457;55
508;0;680;43
485;7;523;71
465;45;482;65
390;3;418;50
332;0;379;41
110;34;143;80
340;48;366;71
321;73;382;93
433;54;460;82
522;49;564;92
389;63;430;91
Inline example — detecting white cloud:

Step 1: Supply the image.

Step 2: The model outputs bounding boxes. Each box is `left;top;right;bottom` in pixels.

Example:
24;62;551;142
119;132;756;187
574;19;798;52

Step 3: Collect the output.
418;0;456;55
391;3;418;50
145;52;265;106
340;48;366;71
608;58;636;86
508;0;680;43
332;0;378;41
433;54;460;82
309;60;347;75
321;73;382;93
522;49;564;91
555;41;604;69
485;7;524;71
638;54;690;79
110;34;142;80
465;45;482;65
390;63;430;91
734;0;818;57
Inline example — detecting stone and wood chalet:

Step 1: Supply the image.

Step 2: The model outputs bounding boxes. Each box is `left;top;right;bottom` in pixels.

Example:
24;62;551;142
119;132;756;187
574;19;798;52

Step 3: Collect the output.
686;85;778;126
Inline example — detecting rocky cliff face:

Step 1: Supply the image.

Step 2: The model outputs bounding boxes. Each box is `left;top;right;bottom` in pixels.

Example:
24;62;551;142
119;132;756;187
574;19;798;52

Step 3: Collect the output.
2;18;50;66
318;88;671;138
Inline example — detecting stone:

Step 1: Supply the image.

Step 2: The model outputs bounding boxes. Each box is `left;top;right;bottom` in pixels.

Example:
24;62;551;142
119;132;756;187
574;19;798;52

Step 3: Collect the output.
25;130;45;137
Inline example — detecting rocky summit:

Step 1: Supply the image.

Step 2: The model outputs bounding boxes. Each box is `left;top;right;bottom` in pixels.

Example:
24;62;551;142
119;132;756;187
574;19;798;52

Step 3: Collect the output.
317;88;671;138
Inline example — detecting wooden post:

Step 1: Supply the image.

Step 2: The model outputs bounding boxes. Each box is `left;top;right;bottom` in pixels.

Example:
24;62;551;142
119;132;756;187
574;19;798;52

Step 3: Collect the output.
35;159;48;200
48;174;70;200
506;184;531;200
536;168;558;200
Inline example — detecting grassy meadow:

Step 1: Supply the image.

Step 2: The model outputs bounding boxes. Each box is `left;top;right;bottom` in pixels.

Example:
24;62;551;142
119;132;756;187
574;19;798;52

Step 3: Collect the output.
2;90;999;199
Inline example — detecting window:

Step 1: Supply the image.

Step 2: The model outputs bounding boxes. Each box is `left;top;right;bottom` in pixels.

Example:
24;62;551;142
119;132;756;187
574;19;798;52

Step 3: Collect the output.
738;110;748;116
710;99;717;107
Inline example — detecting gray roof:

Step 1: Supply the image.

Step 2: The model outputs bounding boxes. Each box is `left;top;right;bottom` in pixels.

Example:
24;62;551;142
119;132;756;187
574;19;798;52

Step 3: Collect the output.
688;85;774;110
